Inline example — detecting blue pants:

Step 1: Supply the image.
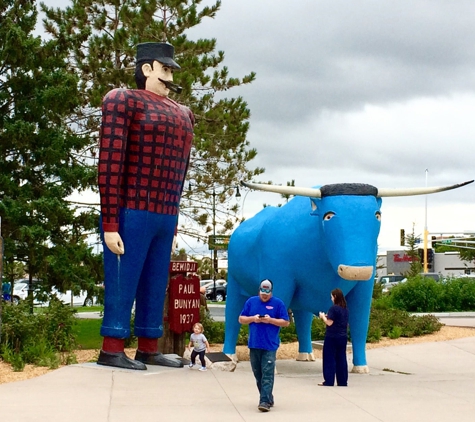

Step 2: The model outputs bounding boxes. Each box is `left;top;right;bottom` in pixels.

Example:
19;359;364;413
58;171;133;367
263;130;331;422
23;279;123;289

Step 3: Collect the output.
100;208;177;339
322;336;348;386
249;348;276;405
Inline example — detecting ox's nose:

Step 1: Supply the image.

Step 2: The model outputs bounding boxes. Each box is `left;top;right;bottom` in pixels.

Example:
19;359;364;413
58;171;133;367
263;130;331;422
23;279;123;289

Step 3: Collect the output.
338;265;373;281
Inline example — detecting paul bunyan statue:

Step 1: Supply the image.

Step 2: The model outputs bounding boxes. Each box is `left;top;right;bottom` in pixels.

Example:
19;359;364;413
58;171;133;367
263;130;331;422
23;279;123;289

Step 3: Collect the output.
97;42;194;370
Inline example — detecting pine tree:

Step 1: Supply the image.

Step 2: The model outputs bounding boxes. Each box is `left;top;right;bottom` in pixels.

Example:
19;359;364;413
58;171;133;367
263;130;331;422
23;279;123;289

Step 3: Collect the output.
41;0;264;244
0;0;100;294
403;224;423;278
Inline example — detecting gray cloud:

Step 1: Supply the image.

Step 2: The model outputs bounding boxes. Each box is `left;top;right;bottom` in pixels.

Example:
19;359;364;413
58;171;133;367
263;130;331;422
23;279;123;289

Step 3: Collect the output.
199;0;475;125
39;0;475;247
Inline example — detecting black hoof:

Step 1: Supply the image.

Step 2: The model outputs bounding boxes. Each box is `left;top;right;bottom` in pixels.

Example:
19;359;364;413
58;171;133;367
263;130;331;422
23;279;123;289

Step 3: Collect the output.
97;350;147;370
135;350;184;368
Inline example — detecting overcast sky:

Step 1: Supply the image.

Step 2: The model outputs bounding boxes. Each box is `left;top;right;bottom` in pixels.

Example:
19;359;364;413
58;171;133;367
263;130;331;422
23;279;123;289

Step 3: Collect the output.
41;0;475;255
184;0;475;255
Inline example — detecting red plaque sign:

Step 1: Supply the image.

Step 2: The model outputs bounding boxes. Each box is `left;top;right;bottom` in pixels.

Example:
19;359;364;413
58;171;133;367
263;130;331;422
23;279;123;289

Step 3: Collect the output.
168;274;200;333
169;261;198;274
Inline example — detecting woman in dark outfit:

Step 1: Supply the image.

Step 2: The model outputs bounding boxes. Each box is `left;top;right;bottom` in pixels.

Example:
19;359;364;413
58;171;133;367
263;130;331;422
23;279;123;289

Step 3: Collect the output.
318;288;349;386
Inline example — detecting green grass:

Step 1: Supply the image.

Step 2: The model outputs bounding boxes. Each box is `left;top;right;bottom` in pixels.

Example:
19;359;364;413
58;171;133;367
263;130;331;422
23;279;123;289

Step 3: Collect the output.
74;319;103;349
76;305;103;313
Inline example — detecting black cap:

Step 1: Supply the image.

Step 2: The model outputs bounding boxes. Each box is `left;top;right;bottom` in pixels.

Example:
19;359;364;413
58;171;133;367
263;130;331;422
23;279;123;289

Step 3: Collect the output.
136;42;181;69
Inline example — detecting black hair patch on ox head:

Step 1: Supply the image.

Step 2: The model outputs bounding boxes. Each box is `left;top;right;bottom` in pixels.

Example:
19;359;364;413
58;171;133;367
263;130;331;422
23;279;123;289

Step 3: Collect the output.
320;183;378;197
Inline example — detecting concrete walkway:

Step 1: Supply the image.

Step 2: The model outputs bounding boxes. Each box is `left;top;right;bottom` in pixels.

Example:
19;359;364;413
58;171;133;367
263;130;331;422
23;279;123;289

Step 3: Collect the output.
1;316;474;422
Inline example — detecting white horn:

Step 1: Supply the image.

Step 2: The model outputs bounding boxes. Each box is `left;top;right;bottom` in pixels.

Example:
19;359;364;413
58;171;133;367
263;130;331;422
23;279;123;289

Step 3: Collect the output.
377;180;474;197
241;181;322;198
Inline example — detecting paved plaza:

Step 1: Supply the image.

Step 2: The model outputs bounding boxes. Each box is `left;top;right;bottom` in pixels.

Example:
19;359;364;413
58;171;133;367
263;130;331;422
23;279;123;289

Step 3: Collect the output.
1;333;475;421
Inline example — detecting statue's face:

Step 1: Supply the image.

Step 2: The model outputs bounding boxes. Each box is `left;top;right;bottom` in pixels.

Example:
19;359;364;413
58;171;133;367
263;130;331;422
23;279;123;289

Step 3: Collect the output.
143;60;174;97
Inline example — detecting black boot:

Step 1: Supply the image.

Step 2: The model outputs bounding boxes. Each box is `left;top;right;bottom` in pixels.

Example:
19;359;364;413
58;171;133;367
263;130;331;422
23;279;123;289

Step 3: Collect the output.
97;350;147;370
135;350;184;368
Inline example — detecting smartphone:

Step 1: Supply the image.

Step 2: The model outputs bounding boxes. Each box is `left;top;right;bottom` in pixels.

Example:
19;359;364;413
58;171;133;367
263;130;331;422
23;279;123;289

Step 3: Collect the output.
259;315;266;318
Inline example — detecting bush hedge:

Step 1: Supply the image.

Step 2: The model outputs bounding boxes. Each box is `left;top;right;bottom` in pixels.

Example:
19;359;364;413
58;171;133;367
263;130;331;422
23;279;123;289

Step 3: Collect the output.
0;298;78;371
199;306;442;345
379;276;475;312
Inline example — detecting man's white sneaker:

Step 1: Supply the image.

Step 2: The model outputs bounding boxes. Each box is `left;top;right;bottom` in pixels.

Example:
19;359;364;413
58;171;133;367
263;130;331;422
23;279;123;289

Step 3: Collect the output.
199;367;207;371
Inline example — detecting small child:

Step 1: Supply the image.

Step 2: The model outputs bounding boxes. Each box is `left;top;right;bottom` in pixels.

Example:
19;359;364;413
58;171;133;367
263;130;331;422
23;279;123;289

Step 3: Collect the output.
187;322;210;371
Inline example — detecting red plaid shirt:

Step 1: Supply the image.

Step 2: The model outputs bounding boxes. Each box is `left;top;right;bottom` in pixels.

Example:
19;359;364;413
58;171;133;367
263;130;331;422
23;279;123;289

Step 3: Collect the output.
98;88;194;232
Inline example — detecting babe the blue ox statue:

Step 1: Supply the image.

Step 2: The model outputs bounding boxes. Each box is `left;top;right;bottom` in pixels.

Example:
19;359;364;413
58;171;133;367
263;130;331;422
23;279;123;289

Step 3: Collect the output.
223;180;473;373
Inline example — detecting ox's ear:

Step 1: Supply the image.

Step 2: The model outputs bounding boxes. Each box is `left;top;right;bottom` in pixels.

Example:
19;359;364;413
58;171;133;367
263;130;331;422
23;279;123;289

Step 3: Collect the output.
309;198;321;215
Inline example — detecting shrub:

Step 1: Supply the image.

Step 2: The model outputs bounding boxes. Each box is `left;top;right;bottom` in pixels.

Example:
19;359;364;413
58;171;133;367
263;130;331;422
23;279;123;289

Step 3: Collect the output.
368;308;442;339
388;326;402;339
372;280;383;299
1;346;25;372
460;281;475;310
366;326;381;343
22;338;60;369
280;323;298;343
199;308;226;344
389;276;443;312
0;299;78;370
387;276;475;312
372;295;392;310
311;315;326;340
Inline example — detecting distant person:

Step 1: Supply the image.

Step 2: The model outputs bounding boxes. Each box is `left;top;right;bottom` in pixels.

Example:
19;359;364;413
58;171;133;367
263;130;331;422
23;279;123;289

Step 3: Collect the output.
318;288;349;386
2;281;11;301
2;280;11;295
238;279;290;412
187;322;210;371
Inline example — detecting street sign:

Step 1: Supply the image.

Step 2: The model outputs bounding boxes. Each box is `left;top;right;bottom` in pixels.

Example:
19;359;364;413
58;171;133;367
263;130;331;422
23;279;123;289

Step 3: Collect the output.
169;261;198;274
208;235;231;250
441;239;452;244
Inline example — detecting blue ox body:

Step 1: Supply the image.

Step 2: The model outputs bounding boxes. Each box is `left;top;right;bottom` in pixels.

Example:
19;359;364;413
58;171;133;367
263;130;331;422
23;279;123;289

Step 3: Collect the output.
222;179;473;372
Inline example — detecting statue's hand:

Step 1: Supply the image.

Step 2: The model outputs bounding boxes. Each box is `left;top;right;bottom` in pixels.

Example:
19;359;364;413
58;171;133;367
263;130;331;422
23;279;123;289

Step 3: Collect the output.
104;232;125;255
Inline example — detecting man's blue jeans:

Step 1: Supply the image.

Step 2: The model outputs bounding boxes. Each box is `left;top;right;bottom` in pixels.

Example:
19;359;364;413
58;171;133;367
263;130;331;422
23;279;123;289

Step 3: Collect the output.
249;348;276;405
100;208;177;339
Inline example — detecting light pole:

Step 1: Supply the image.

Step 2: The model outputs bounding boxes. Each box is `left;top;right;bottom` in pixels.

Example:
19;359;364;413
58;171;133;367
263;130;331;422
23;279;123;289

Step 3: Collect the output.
211;186;241;299
212;188;217;296
423;169;428;273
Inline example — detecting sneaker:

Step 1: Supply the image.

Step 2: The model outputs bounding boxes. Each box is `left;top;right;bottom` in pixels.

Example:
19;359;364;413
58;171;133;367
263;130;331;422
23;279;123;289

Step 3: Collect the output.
199;366;207;371
258;402;271;412
188;363;194;368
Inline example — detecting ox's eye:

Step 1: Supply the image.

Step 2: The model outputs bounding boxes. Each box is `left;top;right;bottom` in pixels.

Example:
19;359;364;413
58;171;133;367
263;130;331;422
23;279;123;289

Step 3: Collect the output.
375;211;381;221
323;212;335;221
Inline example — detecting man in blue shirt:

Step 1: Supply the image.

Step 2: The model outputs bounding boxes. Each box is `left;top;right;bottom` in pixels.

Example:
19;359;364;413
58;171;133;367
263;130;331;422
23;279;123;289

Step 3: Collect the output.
239;279;290;412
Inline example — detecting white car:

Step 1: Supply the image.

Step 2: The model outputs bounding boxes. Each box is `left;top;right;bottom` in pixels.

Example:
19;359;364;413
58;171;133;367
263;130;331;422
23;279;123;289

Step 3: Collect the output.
11;282;29;304
11;281;94;307
48;288;94;307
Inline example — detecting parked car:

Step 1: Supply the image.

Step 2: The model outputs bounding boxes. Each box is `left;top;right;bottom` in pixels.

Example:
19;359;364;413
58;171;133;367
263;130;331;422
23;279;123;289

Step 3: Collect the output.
378;275;406;293
419;272;441;282
203;279;227;302
33;288;94;306
200;280;213;289
11;279;95;307
11;281;33;304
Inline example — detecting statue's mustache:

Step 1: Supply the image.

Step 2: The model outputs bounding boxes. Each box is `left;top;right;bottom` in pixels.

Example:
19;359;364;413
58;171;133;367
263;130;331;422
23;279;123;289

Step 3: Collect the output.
158;78;183;94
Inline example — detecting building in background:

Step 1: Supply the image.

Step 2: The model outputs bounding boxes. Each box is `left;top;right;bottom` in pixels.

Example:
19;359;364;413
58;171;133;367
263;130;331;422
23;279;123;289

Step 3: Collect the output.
384;250;474;277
